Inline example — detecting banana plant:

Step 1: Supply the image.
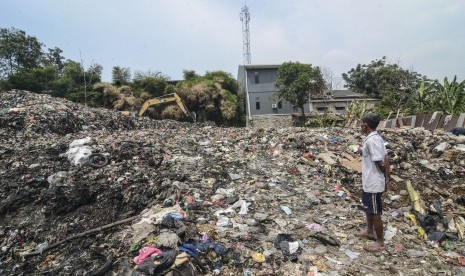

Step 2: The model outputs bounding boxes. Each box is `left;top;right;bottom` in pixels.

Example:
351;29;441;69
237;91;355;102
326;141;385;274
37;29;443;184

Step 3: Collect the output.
433;76;465;115
344;100;368;127
411;81;434;113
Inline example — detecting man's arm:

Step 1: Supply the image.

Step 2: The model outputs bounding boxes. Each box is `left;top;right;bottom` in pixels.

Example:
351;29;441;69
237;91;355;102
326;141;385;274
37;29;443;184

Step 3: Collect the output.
368;138;390;186
375;156;390;187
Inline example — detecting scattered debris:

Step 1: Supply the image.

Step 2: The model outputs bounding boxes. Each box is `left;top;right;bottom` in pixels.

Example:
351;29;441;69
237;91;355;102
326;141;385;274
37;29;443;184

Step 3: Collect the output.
1;91;465;275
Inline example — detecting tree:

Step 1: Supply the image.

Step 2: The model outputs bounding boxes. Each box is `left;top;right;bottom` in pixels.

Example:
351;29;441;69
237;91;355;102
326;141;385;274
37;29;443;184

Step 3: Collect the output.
86;63;102;84
132;70;168;97
404;81;434;114
44;47;65;73
0;28;44;78
112;66;131;86
182;69;200;81
274;62;326;118
7;69;42;92
342;57;429;117
404;76;465;115
50;60;101;101
431;76;465;115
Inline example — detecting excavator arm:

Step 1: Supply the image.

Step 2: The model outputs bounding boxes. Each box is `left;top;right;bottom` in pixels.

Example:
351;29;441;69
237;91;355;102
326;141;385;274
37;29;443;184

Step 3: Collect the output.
134;93;191;119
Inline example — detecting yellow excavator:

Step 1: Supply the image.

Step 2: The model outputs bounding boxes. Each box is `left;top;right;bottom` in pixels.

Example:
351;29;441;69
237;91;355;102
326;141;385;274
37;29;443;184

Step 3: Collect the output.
121;93;193;120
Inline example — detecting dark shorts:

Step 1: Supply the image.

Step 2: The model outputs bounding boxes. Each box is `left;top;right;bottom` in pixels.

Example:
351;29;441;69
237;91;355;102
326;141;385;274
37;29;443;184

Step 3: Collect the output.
362;192;383;214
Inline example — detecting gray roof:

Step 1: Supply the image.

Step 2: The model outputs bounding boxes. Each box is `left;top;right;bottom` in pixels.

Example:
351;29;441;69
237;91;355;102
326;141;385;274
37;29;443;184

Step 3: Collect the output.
240;64;281;70
331;90;365;98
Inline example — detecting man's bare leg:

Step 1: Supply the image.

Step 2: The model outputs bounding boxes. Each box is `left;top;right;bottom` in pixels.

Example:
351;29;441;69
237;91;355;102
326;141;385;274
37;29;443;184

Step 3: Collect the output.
366;213;375;237
372;213;384;246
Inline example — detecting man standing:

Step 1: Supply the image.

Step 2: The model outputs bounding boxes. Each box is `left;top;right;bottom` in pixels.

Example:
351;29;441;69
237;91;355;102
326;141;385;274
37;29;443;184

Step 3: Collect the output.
357;113;389;252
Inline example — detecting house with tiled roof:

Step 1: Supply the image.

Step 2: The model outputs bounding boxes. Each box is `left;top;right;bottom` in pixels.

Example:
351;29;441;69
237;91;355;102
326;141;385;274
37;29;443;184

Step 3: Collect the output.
310;89;378;114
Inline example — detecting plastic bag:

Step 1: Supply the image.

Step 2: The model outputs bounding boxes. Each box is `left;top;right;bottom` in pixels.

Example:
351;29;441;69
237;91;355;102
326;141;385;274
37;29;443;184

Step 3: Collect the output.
69;137;92;148
64;137;93;166
65;146;92;166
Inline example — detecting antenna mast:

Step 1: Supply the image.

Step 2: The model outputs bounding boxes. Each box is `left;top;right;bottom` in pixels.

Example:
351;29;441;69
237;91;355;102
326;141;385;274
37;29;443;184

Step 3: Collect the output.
240;5;251;65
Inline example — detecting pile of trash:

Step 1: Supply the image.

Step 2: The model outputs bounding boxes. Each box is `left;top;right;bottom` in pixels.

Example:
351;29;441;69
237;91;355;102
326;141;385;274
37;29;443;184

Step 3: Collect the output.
1;90;465;275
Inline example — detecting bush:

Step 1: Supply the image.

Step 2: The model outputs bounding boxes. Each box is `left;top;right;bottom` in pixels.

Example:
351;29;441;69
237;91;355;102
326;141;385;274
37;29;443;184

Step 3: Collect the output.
304;112;340;127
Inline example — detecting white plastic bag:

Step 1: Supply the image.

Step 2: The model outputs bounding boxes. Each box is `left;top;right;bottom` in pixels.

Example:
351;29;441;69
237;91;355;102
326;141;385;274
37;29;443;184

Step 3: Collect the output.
65;137;92;166
65;146;92;166
69;137;92;148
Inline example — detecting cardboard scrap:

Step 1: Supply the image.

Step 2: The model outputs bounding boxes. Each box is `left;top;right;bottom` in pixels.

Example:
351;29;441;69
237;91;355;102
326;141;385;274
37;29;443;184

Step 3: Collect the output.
339;157;362;173
341;152;355;161
317;152;337;165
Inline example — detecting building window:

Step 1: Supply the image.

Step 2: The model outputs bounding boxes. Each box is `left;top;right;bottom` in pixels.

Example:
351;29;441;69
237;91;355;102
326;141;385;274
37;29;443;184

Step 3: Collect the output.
254;72;259;84
255;97;260;110
278;101;283;109
335;106;345;111
316;106;328;112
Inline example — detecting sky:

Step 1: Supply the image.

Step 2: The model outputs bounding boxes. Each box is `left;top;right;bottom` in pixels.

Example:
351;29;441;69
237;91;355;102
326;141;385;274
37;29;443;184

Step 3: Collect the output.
1;0;464;85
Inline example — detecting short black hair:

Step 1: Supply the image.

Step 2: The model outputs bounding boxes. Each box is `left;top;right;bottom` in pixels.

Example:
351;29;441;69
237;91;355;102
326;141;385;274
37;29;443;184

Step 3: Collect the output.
362;113;380;129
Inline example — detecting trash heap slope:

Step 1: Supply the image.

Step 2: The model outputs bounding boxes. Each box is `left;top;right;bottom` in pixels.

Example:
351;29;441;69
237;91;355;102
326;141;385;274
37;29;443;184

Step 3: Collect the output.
1;91;465;275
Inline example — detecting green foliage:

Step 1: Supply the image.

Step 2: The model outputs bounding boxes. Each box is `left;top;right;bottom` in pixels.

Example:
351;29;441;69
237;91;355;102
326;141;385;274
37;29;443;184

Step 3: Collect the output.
0;28;79;96
220;89;237;103
204;70;239;95
164;84;175;95
0;27;44;78
112;66;131;86
85;63;102;85
403;76;465;115
132;70;168;97
432;76;465;115
5;65;59;93
62;60;84;85
183;69;200;81
0;27;239;125
342;56;429;117
0;78;12;91
403;81;433;114
84;91;106;108
47;60;101;98
274;62;326;117
44;47;65;73
344;100;370;127
415;81;432;112
7;69;42;92
63;90;85;103
304;112;340;128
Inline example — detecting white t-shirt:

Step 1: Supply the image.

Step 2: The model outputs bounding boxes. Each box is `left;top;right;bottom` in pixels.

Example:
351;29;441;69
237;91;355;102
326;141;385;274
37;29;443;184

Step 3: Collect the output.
362;131;387;193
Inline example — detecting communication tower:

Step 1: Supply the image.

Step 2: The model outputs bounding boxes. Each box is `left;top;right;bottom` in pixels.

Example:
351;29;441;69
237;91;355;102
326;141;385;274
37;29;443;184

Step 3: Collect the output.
240;5;251;65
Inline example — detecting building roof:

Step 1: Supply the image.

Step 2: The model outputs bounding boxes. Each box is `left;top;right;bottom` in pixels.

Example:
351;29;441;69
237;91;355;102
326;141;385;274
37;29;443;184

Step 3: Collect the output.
331;90;365;98
239;64;281;70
